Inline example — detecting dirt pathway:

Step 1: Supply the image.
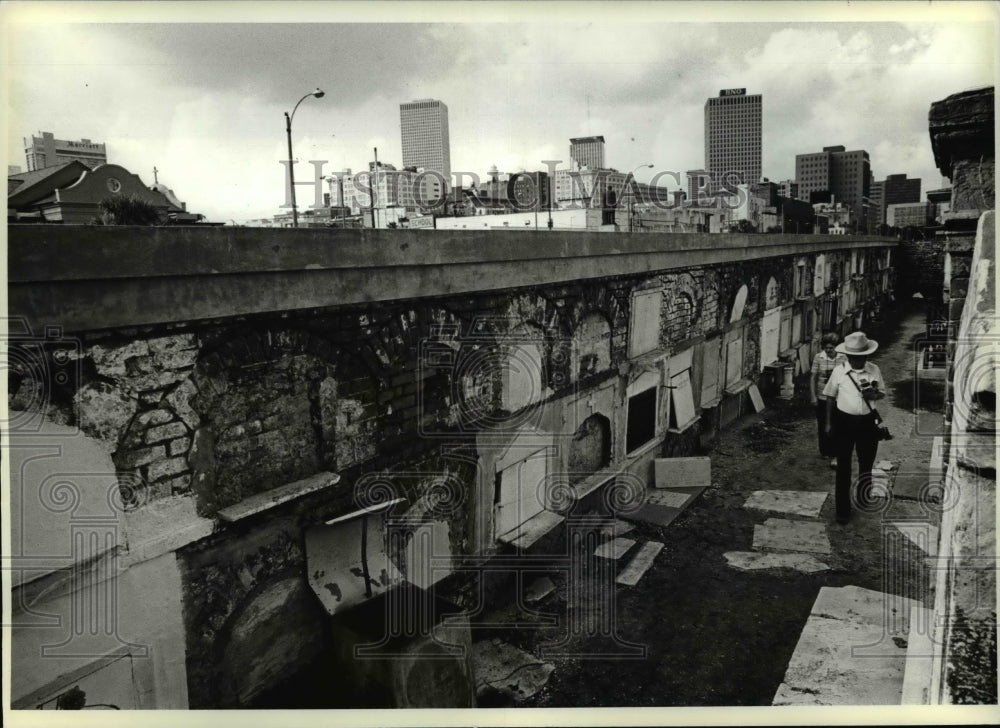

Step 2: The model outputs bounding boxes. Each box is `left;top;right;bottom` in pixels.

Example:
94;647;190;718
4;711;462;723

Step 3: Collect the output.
509;299;944;707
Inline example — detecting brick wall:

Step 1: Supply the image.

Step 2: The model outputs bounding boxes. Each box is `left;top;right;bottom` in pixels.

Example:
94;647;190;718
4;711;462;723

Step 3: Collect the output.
896;238;945;301
8;228;897;707
12;247;895;522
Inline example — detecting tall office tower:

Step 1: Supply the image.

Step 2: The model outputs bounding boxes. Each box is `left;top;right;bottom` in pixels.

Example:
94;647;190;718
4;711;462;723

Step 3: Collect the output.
569;136;605;170
883;173;921;209
869;180;885;232
795;145;872;230
867;173;922;231
24;131;107;171
400;99;451;187
704;88;762;195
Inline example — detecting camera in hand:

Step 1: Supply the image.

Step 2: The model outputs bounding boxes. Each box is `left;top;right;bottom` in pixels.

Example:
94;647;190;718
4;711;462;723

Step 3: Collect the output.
872;410;892;440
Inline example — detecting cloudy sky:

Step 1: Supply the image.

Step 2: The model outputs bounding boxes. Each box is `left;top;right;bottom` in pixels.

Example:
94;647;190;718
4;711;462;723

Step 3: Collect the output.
4;2;996;223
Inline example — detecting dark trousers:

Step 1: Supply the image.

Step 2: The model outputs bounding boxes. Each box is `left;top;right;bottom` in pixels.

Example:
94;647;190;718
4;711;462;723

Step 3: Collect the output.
832;409;879;521
815;399;835;456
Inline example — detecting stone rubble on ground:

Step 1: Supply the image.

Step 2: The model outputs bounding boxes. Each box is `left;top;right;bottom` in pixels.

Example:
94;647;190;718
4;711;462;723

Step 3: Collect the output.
471;640;555;703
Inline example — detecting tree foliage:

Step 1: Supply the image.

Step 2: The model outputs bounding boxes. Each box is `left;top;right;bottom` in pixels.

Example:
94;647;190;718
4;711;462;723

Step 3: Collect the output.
92;195;162;226
728;219;757;233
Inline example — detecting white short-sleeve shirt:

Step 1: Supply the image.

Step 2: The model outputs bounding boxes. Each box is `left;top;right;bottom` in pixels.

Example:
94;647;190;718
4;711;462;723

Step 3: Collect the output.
823;360;885;416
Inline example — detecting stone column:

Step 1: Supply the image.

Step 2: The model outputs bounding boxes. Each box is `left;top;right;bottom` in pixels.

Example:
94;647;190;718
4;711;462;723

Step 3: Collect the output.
924;86;996;705
929;86;995;338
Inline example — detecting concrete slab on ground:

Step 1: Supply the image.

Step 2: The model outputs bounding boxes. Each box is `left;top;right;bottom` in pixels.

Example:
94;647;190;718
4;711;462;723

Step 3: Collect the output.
654;457;710;489
594;537;636;560
753;518;831;555
882;499;934;521
723;550;829;573
773;585;920;705
524;576;556;603
645;489;694;509
744;490;829;518
502;510;565;550
621;502;682;528
621;486;704;528
901;606;935;705
472;639;555;703
616;541;664;586
871;468;891;496
888;522;940;557
891;470;933;501
929;436;944;479
598;519;635;538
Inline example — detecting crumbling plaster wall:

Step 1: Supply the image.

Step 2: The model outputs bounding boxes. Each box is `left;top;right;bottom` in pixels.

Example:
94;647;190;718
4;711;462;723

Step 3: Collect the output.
8;236;894;707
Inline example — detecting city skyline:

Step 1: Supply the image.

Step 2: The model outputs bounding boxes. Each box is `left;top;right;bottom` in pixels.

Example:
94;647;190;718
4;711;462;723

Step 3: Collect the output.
4;3;996;223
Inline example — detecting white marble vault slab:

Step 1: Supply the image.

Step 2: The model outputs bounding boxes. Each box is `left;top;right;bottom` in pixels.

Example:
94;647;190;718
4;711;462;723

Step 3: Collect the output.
752;518;831;555
773;585;920;705
744;490;829;518
594;537;636;560
724;550;830;573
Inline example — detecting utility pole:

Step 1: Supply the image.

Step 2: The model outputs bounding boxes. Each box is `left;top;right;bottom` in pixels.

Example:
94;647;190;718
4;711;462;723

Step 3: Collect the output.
547;174;553;230
372;147;379;229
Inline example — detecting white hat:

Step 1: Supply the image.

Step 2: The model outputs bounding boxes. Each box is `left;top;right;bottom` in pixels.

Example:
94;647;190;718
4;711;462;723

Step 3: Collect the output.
836;331;878;356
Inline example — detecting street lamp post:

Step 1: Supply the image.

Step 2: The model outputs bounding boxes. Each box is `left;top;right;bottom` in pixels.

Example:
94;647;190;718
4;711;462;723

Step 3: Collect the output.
627;163;653;233
285;88;325;228
547;174;553;230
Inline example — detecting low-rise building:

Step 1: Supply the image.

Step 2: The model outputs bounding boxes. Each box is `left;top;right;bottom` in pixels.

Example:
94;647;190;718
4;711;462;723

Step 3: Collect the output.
620;199;733;233
553;167;625;209
887;200;935;229
435;206;603;231
8;162;206;224
926;187;952;223
730;182;815;233
334;162;447;223
813;200;853;234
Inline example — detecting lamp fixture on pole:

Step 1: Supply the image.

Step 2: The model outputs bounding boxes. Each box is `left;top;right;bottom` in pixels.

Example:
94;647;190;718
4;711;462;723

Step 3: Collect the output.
627;163;653;233
285;88;325;228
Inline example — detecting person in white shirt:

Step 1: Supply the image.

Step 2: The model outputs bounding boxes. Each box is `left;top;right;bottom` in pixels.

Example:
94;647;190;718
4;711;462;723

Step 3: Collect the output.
809;332;846;465
822;331;887;525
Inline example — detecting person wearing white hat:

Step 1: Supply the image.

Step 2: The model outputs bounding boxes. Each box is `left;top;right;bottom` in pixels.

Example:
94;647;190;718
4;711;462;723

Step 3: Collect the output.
822;331;887;524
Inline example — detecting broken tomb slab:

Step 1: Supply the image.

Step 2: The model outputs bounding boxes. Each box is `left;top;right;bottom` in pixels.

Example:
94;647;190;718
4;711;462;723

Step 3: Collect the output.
594;537;636;560
724;550;830;573
752;518;832;555
471;640;555;703
744;490;829;518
